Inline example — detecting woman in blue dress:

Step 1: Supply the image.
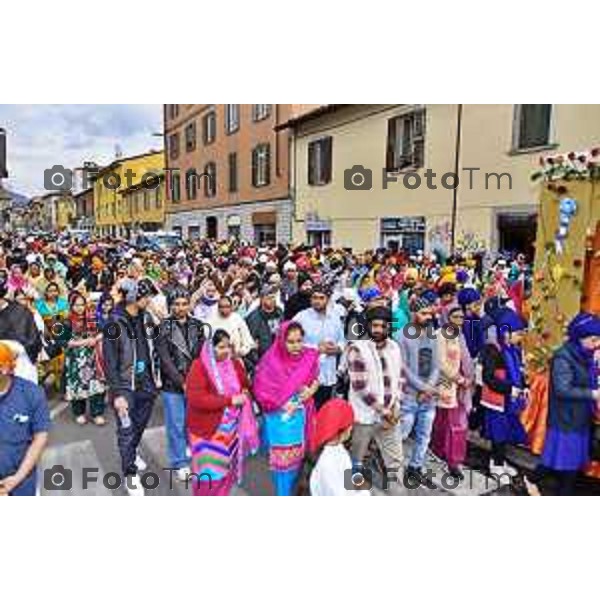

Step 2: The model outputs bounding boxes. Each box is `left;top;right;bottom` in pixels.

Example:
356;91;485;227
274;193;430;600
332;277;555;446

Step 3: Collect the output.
540;312;600;495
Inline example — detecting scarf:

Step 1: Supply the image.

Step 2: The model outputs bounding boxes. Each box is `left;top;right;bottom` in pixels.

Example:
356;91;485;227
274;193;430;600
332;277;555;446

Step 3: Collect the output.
7;267;27;291
200;340;259;481
95;293;113;330
253;321;320;413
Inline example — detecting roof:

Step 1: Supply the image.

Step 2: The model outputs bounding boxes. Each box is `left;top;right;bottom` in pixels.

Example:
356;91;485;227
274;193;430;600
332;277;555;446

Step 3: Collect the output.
73;187;94;199
92;149;164;177
118;171;165;195
275;104;346;131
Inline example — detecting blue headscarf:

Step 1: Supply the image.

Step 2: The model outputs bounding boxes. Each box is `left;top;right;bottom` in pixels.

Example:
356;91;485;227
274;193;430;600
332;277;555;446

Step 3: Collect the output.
457;287;481;309
495;309;527;390
95;292;114;330
358;286;382;304
567;312;600;389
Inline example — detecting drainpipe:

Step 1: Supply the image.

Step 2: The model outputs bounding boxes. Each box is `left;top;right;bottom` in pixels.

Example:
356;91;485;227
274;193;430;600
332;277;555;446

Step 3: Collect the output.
450;103;463;256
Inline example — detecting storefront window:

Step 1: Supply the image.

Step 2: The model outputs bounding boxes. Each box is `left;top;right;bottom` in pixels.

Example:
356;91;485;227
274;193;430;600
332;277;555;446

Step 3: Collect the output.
254;224;276;246
307;230;331;247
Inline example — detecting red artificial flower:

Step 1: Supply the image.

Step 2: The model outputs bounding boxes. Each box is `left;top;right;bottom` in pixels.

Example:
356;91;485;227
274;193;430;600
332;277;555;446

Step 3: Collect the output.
568;151;576;161
547;157;555;165
573;258;583;268
591;148;600;158
579;155;587;162
541;331;551;341
557;185;568;195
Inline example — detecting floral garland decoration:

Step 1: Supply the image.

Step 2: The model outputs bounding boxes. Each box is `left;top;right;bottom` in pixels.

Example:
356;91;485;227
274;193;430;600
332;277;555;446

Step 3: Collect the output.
531;147;600;182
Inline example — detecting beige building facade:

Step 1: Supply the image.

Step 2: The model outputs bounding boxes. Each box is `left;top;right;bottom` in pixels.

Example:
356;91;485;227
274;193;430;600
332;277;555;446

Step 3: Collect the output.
283;104;600;255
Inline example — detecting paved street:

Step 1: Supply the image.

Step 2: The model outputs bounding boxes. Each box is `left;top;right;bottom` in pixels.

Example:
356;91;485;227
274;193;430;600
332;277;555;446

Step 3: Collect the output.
42;395;516;497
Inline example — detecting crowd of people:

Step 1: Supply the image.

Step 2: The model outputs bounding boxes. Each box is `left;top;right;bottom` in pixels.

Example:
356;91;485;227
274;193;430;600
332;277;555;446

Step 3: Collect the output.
1;232;599;497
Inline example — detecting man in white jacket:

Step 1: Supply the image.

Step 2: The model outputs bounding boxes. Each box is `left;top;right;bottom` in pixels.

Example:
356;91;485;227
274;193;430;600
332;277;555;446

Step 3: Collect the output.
346;306;405;495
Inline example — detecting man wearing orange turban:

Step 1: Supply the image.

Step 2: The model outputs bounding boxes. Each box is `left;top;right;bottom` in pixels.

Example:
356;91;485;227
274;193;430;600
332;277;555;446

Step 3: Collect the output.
0;342;50;496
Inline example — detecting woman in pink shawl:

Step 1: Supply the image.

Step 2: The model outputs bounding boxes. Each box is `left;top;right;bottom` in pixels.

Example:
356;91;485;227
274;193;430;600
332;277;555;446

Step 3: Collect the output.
431;303;475;480
253;321;320;495
185;329;259;496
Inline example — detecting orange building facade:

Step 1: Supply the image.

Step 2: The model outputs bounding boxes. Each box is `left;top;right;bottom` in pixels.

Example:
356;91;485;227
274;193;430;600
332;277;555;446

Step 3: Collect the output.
163;104;319;243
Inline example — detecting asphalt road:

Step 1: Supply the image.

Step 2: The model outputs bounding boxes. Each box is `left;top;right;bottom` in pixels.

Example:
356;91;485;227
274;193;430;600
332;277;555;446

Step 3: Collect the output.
40;394;507;497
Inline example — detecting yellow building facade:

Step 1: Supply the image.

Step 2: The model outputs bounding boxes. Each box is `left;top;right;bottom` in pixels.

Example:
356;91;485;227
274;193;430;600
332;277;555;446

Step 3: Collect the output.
55;194;75;230
119;173;165;233
94;150;165;236
285;104;600;254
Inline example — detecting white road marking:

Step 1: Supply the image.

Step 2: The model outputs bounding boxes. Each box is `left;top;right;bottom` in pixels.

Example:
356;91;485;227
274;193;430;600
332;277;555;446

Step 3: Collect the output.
50;400;69;421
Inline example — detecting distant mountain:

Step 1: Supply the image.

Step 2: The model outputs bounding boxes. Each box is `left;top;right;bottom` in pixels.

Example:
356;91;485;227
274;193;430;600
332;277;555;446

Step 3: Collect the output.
8;190;30;207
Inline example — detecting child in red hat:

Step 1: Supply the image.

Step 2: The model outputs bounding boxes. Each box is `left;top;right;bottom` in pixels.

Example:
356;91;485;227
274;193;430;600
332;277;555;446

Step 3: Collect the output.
310;398;371;496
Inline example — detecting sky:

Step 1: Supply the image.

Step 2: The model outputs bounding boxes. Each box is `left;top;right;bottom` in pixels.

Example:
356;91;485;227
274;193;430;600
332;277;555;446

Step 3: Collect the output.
0;104;163;196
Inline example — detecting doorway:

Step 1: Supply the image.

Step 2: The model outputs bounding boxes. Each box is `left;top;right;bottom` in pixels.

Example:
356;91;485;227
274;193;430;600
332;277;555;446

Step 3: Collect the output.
497;213;537;260
206;216;218;239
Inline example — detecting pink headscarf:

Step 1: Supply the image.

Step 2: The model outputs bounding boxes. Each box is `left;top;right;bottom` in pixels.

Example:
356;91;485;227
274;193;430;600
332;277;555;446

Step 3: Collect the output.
200;336;241;397
8;265;27;292
253;321;320;413
200;336;259;481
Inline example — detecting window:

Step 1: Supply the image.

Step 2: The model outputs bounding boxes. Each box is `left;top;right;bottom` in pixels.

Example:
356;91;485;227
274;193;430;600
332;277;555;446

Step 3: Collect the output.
188;225;201;240
228;224;241;239
134;192;140;214
143;189;151;211
171;173;181;203
308;136;333;185
186;168;198;200
168;104;179;119
225;104;240;134
204;162;217;197
252;144;271;187
228;152;238;192
253;104;271;121
514;104;552;150
386;109;426;172
155;185;162;209
254;224;276;246
203;111;216;144
185;122;197;152
307;230;331;248
169;133;180;160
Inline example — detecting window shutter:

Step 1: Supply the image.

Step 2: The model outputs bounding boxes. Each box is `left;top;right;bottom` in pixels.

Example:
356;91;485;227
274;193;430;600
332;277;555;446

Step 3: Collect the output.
386;118;397;171
413;109;425;168
265;144;271;186
252;148;258;187
308;141;316;185
323;137;332;184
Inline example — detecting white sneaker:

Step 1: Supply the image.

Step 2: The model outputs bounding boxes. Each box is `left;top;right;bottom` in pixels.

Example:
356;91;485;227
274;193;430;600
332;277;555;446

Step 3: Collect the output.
125;474;145;497
176;467;192;483
135;454;147;472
